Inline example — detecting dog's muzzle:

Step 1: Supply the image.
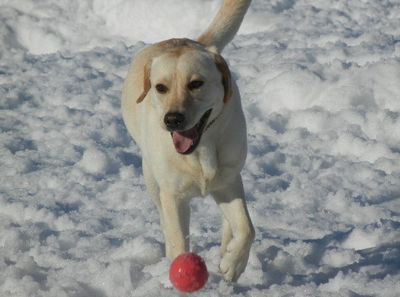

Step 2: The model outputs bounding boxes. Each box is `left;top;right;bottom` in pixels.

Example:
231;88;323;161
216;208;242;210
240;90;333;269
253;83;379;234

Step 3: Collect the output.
169;109;212;154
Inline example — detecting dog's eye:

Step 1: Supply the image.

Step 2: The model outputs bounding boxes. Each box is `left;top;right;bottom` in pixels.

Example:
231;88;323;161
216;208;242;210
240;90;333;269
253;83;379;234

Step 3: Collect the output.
188;80;204;90
155;84;168;94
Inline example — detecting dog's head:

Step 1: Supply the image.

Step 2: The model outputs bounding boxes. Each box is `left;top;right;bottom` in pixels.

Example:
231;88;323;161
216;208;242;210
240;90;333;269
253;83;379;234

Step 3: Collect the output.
136;39;232;154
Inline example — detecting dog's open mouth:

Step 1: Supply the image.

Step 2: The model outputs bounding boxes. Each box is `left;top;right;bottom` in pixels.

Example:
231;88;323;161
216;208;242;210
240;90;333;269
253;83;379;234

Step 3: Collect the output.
171;109;212;154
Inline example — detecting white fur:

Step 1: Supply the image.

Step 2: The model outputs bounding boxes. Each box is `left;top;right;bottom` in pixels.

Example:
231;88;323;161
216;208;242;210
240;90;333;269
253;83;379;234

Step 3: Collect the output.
121;0;254;282
198;0;252;52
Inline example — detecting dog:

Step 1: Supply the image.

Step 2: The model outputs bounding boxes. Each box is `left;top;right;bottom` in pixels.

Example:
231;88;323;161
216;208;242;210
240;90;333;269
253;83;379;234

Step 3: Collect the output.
122;0;254;282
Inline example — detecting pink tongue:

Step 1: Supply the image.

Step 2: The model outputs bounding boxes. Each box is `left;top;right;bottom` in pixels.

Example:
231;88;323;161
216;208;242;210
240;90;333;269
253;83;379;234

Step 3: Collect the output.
172;127;199;154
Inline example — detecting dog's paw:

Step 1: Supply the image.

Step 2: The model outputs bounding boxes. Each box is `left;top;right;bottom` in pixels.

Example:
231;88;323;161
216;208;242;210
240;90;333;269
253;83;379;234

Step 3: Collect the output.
219;238;251;282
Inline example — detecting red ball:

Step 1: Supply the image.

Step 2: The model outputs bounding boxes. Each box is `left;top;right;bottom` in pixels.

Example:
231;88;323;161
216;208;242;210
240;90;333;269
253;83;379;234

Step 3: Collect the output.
169;252;209;293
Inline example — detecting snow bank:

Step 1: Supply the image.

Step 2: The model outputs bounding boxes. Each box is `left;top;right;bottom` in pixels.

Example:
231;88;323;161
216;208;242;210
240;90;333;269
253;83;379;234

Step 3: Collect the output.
0;0;219;55
1;0;400;296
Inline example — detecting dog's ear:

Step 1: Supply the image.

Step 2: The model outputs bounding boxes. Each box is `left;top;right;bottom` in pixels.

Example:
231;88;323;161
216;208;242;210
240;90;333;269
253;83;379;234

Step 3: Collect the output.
213;53;232;103
136;61;152;103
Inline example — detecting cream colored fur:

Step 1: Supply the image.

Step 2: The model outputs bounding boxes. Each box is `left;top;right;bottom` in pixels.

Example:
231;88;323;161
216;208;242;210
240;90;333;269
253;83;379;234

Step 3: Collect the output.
121;0;254;282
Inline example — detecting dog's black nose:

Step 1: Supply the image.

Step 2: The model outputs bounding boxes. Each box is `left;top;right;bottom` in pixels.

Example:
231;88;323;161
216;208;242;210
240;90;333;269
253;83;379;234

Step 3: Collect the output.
164;112;185;131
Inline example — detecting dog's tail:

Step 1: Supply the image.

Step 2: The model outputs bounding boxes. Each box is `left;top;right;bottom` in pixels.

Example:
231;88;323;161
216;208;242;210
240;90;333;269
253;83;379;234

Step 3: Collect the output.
197;0;251;52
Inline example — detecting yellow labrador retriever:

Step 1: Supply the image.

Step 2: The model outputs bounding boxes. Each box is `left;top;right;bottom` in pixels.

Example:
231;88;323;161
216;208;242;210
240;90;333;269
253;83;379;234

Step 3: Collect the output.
122;0;254;282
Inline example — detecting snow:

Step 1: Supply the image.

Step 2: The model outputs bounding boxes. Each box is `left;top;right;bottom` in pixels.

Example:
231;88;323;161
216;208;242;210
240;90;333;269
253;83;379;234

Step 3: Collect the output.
1;0;400;296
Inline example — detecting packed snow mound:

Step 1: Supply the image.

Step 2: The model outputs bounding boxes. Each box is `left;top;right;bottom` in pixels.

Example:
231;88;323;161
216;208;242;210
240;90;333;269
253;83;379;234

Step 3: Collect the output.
1;0;400;297
0;0;219;54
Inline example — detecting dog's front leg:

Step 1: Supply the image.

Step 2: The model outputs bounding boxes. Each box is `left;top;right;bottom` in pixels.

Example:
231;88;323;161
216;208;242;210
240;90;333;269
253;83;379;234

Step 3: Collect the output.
160;191;190;260
212;175;255;282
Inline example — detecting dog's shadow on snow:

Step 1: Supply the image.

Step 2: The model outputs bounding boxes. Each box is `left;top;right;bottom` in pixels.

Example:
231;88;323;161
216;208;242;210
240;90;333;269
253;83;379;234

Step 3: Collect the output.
233;230;400;294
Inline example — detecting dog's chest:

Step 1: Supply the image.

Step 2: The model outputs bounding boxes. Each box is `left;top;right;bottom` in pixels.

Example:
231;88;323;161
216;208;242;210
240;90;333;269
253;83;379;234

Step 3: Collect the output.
178;146;218;196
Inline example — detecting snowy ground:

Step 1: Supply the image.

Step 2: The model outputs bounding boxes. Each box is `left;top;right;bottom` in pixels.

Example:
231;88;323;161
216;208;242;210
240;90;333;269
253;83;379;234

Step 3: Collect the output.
1;0;400;296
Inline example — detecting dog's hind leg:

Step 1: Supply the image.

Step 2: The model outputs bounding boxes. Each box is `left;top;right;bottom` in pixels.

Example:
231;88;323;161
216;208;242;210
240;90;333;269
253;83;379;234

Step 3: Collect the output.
143;161;161;216
143;160;164;240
